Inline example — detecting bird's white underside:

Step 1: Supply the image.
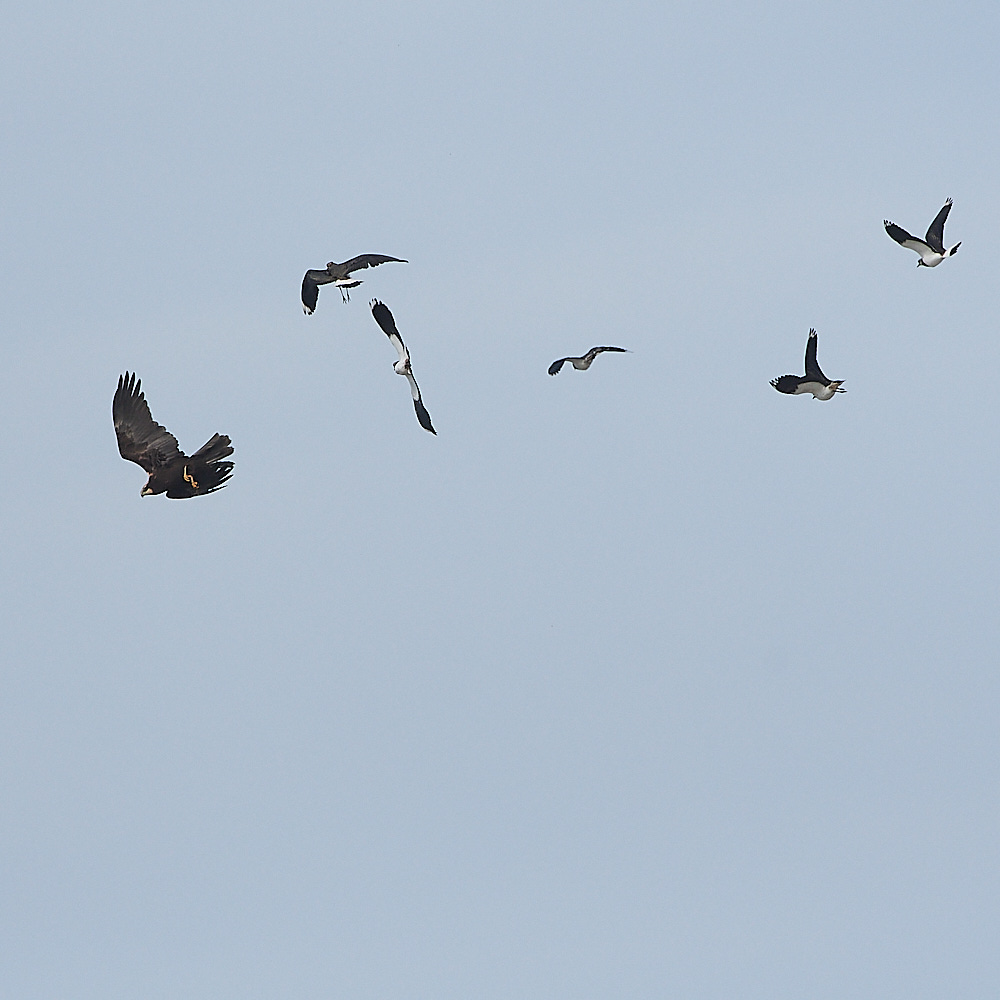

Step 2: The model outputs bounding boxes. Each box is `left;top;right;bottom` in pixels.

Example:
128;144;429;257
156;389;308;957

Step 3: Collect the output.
899;238;945;265
388;333;409;367
796;380;837;399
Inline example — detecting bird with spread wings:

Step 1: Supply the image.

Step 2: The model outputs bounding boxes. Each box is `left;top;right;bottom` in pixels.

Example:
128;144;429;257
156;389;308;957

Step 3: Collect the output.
369;300;436;435
770;330;845;400
113;372;234;497
301;254;407;312
884;199;961;267
548;345;629;376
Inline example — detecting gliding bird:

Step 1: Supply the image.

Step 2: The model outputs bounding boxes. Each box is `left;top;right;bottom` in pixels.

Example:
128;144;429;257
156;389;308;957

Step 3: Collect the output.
548;346;629;376
884;198;961;267
301;254;407;312
370;300;436;434
113;372;234;497
770;329;845;400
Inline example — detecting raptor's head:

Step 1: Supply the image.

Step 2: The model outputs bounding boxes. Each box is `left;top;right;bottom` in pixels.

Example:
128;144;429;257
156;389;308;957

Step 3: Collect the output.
140;476;162;497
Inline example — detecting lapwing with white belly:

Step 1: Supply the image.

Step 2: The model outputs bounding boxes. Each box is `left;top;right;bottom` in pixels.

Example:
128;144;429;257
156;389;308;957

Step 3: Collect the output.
370;300;436;434
884;199;961;267
771;329;845;400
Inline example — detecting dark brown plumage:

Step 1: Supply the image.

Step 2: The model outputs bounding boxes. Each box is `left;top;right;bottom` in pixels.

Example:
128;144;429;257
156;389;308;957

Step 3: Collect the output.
548;345;629;376
301;254;407;312
113;372;234;498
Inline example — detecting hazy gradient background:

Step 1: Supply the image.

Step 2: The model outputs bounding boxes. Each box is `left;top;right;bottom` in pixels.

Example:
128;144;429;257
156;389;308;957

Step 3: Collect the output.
2;1;999;997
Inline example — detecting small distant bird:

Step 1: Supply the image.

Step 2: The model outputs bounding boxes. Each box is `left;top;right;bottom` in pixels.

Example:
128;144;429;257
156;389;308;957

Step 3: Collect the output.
370;300;436;434
770;329;845;400
547;346;629;376
113;372;234;497
884;199;961;267
301;255;407;312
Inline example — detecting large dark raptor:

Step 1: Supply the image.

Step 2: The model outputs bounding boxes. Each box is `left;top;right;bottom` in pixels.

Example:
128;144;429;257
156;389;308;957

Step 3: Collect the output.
113;372;234;497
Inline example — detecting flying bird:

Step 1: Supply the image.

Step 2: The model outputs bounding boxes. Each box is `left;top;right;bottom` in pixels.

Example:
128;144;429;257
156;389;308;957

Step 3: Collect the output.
370;300;436;434
884;198;961;267
113;372;234;497
547;346;629;376
301;255;407;312
770;329;845;400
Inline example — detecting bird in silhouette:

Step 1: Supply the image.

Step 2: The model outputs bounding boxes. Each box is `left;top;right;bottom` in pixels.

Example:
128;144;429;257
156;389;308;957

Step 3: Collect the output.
301;254;407;312
113;373;234;497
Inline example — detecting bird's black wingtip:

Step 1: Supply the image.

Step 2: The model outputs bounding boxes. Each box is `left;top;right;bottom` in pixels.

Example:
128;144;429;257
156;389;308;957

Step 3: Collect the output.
117;371;141;397
770;375;800;394
413;398;436;435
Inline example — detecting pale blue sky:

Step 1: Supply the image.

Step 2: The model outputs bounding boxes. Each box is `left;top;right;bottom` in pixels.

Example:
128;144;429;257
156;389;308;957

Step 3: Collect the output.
2;2;999;997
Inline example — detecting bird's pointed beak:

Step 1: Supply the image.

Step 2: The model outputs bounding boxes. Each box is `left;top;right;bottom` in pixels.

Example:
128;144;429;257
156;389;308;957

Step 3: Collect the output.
141;484;153;496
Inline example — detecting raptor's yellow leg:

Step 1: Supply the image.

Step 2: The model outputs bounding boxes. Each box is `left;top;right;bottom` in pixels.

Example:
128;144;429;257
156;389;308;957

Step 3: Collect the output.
183;466;199;489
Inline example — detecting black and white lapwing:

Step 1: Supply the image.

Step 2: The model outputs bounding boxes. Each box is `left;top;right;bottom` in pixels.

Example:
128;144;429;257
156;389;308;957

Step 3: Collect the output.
547;346;629;376
301;255;407;312
370;300;436;434
884;199;961;267
771;329;845;400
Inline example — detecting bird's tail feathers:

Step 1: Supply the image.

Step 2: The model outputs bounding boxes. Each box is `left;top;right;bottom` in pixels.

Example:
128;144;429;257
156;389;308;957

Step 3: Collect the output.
947;242;961;257
197;463;235;494
190;433;234;463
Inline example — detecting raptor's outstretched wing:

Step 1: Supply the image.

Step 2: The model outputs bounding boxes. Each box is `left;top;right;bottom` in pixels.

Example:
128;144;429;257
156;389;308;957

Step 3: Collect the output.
113;373;183;473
